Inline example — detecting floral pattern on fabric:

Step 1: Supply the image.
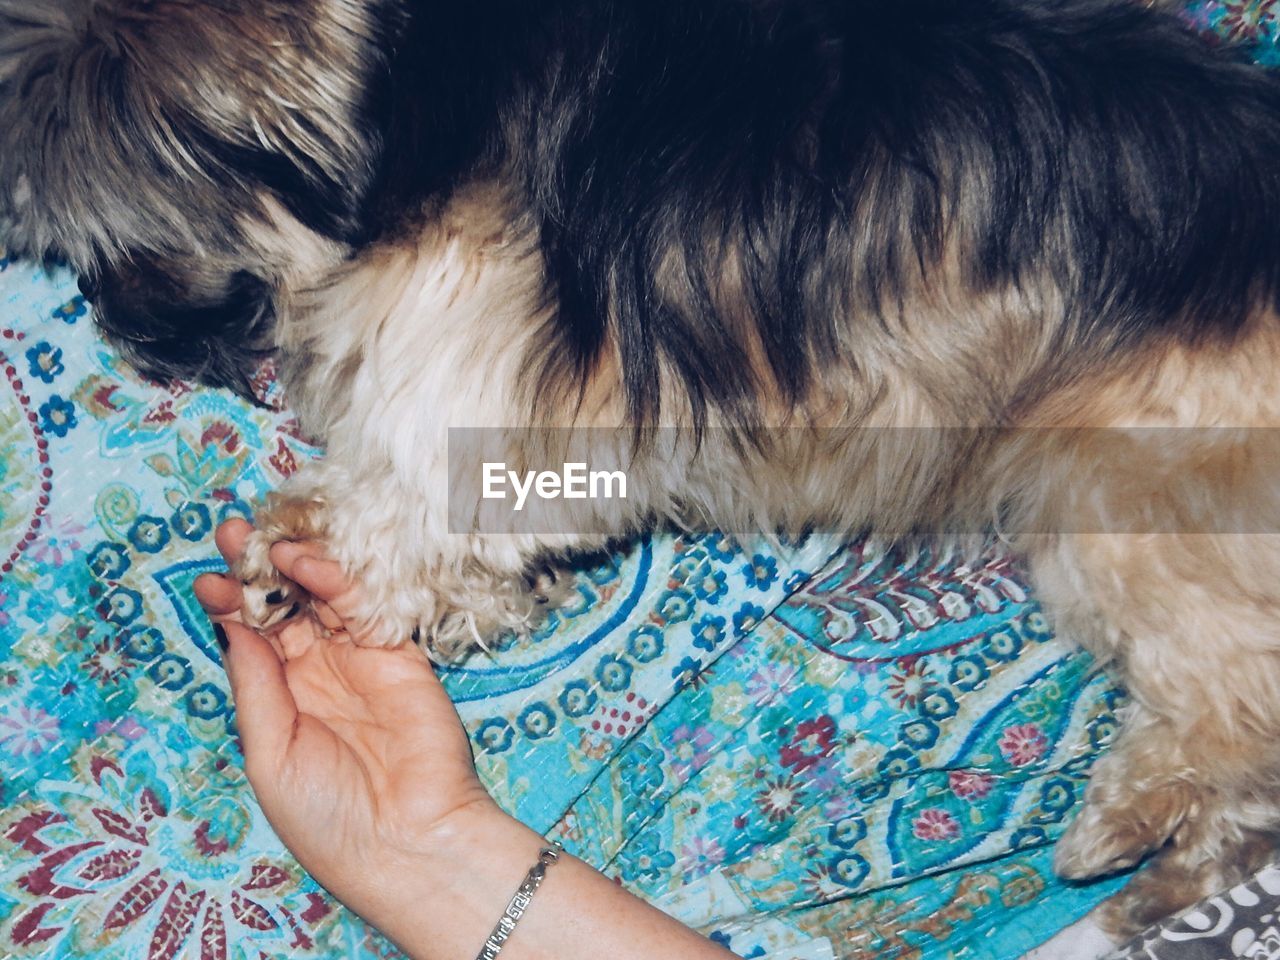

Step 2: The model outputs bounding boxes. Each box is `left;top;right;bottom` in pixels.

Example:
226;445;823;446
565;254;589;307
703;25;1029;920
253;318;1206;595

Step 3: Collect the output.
1184;0;1280;64
0;261;1128;959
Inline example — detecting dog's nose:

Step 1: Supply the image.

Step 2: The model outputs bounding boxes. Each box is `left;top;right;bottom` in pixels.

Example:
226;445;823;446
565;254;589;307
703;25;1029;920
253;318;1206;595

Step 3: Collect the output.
76;273;100;301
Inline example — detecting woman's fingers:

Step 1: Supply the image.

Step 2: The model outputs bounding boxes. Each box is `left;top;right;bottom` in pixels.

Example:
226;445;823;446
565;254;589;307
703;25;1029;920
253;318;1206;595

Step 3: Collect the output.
218;620;300;774
214;517;253;566
193;572;243;619
217;527;358;623
309;599;347;634
209;521;368;643
270;545;365;619
266;542;355;629
268;539;327;570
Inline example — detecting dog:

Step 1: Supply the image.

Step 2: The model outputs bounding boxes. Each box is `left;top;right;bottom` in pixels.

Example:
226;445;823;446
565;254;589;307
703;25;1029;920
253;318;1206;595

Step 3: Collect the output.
5;0;1280;939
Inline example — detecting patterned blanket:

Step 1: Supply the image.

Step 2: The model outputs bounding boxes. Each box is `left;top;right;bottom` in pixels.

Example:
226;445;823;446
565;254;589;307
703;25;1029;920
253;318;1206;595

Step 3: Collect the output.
0;6;1275;957
0;232;1127;960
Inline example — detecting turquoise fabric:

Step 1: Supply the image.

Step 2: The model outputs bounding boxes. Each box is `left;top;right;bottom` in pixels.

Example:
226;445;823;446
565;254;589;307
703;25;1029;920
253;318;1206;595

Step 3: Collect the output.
0;262;1126;960
1185;0;1280;65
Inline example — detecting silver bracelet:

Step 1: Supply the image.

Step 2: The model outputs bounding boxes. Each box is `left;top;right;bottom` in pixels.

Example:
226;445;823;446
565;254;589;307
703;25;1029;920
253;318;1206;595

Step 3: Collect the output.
474;843;562;960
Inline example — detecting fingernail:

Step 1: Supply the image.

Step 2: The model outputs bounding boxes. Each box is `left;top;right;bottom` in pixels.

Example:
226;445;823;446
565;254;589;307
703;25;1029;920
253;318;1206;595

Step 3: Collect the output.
214;623;229;654
265;589;284;605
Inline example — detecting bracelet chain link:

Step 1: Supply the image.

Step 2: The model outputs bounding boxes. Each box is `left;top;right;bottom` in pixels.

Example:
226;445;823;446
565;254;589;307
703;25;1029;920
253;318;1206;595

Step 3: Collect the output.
474;842;562;960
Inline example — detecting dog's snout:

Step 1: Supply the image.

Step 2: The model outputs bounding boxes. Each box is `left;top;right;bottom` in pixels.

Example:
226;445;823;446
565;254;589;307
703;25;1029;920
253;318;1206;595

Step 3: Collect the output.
76;273;100;302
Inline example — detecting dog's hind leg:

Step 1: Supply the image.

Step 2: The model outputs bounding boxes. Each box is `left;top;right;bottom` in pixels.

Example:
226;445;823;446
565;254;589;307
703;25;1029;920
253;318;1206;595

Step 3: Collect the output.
1040;531;1280;937
1042;593;1280;936
1005;325;1280;937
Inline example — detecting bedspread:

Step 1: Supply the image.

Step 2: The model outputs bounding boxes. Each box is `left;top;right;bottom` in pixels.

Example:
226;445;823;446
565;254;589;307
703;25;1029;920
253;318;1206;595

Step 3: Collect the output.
0;254;1126;960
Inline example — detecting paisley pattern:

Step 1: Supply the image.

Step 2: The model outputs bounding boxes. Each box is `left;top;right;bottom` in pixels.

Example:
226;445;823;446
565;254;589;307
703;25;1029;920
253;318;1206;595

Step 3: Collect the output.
1;12;1277;956
0;261;1130;960
1184;0;1280;63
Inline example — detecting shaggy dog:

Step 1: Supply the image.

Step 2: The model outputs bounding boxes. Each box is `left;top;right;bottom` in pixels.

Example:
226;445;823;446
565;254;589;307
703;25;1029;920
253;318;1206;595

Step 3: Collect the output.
4;0;1280;937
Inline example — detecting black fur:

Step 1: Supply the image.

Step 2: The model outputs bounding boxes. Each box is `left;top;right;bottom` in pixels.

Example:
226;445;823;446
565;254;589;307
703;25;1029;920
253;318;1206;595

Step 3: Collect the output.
87;256;278;400
4;0;1280;418
350;0;1280;425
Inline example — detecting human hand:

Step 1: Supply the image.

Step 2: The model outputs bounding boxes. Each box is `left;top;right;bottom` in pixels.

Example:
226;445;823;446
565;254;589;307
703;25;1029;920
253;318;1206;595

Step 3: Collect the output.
196;520;730;960
193;519;504;926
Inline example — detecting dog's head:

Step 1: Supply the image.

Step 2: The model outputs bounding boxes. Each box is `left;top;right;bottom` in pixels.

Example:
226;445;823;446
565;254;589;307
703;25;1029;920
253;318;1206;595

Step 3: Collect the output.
0;0;390;397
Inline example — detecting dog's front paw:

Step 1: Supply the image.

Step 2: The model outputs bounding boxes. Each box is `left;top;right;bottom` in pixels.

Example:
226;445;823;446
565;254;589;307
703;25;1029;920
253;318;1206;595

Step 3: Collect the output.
233;493;329;631
397;563;577;659
525;563;576;610
234;528;309;630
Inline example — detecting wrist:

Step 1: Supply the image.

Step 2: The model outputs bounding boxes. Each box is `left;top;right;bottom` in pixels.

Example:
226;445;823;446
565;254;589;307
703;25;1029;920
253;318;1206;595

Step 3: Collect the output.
358;803;549;960
403;797;535;870
333;801;730;960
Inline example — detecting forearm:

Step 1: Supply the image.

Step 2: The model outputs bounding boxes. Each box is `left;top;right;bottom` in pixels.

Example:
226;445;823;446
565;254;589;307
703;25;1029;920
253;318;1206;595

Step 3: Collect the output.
357;806;735;960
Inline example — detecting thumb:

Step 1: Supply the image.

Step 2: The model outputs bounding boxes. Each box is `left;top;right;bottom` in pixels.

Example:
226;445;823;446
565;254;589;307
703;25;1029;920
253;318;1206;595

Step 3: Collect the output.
217;620;299;772
270;547;366;623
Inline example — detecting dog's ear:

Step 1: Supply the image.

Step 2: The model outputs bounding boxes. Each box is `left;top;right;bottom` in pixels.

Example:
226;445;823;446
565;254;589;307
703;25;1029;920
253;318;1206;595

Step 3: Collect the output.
80;253;276;401
0;0;386;394
0;0;383;272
